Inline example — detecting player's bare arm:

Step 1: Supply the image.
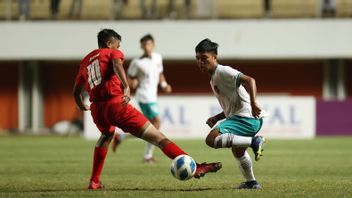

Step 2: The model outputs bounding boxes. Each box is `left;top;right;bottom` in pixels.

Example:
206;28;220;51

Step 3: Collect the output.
240;74;261;118
206;112;225;127
72;82;90;111
113;58;130;106
159;73;172;93
127;76;139;91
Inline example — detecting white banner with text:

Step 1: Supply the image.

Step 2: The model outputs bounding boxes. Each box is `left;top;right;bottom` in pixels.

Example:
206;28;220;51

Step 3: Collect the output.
84;96;316;140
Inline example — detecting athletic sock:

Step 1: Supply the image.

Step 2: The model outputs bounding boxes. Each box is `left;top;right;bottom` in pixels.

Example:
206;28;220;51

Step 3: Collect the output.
236;151;256;181
214;134;252;148
161;142;187;160
144;143;155;159
232;135;252;147
90;147;108;183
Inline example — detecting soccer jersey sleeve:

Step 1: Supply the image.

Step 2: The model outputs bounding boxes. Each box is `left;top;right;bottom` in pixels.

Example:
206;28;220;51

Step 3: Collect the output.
221;66;242;87
111;49;124;62
127;59;138;77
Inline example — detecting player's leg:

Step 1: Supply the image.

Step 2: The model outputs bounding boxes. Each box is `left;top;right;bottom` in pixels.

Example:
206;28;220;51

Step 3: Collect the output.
139;102;160;163
143;116;160;163
113;104;222;179
88;131;114;190
111;130;126;152
135;122;222;178
88;102;115;190
232;147;261;189
206;116;265;161
205;128;254;148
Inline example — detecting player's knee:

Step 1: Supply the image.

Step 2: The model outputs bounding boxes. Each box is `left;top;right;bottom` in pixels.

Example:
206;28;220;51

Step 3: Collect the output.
205;129;221;149
205;134;216;148
139;122;167;146
158;138;171;149
96;133;114;148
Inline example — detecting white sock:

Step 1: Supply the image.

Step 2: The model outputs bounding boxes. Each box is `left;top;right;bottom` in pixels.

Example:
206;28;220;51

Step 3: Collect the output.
235;151;256;182
232;135;252;147
144;142;154;159
214;134;252;148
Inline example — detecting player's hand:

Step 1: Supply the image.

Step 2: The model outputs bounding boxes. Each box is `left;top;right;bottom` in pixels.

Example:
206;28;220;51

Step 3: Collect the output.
251;102;262;119
122;87;131;106
206;116;218;128
163;85;172;94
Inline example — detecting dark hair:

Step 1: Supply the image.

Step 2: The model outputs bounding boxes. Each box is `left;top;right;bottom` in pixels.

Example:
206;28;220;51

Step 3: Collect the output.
140;34;154;43
97;29;121;48
195;38;219;55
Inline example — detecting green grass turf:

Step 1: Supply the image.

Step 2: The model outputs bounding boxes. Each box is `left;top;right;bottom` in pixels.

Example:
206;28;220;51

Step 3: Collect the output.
0;135;351;198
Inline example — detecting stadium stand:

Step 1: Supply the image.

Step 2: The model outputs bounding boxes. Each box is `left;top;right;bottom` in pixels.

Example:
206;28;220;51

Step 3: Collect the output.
1;0;352;20
337;0;352;17
271;0;319;18
216;0;263;19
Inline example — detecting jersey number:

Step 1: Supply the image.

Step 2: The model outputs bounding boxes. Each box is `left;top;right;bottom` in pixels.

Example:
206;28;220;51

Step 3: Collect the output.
87;59;102;89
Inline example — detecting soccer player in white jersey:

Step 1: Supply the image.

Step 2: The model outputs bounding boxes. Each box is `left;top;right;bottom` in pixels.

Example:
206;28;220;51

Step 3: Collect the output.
195;38;266;189
112;34;172;163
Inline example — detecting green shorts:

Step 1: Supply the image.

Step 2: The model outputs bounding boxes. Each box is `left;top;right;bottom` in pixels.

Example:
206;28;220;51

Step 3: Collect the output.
215;115;263;137
138;102;159;120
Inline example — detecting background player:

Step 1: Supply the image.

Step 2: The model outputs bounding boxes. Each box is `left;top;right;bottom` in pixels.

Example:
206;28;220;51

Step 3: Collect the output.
112;34;172;163
195;38;266;189
72;29;222;190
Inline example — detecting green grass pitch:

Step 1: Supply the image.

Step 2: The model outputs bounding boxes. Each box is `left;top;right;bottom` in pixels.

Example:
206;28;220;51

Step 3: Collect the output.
0;135;351;197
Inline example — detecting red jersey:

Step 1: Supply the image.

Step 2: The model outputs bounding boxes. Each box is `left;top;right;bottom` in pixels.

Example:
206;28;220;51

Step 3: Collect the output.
75;48;125;102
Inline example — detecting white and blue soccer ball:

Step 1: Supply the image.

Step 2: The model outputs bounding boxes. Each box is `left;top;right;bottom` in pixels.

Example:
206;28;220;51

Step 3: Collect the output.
170;155;197;181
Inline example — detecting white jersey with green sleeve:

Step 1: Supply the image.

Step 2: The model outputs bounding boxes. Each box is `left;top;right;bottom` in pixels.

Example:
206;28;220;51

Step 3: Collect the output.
210;64;253;118
127;52;163;103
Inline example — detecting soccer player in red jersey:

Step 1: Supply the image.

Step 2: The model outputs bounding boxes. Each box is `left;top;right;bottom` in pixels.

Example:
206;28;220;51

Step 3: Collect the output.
73;29;222;190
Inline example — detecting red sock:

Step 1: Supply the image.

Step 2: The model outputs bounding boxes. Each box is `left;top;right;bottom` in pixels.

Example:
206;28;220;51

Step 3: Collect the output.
90;147;108;183
161;142;187;160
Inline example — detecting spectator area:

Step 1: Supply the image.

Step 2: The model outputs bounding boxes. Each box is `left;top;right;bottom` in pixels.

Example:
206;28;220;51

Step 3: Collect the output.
0;0;352;20
271;0;318;18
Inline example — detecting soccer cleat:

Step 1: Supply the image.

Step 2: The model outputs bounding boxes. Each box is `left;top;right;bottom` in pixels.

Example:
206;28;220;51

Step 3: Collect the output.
87;180;104;190
111;134;121;153
143;157;157;164
235;180;261;189
193;162;222;179
251;136;266;161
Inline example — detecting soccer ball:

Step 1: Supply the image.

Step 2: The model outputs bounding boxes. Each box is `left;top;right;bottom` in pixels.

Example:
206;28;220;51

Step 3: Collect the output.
170;155;197;181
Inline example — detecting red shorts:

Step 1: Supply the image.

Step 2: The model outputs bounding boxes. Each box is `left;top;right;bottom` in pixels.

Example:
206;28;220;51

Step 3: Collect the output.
90;98;148;135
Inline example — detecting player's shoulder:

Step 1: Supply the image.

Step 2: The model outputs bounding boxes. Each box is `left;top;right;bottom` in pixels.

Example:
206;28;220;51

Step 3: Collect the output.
114;49;125;56
129;57;139;65
80;49;99;65
152;52;162;57
217;64;240;76
152;52;162;60
216;64;232;73
98;48;124;57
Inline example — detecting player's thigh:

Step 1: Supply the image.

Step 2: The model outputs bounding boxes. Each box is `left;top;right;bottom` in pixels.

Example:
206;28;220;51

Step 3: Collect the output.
144;103;160;128
216;116;262;137
150;116;160;129
90;102;116;135
139;103;159;120
107;103;149;136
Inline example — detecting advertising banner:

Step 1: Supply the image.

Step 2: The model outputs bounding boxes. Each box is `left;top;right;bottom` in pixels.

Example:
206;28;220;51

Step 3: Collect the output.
84;96;316;140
